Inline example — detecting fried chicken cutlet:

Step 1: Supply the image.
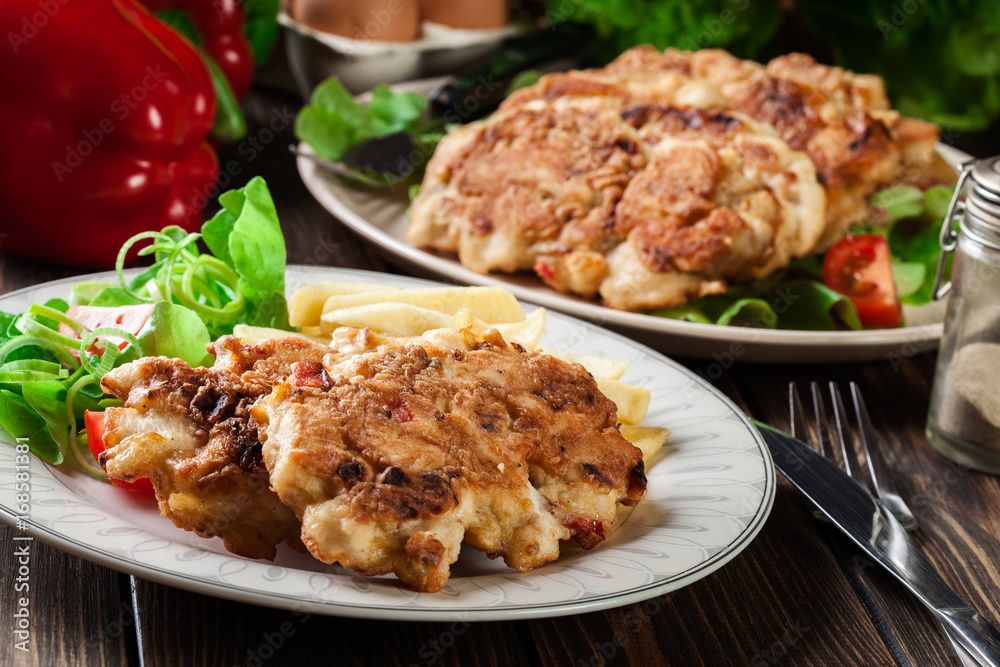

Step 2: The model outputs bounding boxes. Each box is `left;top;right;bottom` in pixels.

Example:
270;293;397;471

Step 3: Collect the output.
99;336;331;559
254;328;647;592
408;46;955;312
411;103;825;311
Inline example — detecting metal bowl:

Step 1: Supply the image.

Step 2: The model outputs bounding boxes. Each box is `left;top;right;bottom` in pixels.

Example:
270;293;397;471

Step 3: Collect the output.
280;13;528;99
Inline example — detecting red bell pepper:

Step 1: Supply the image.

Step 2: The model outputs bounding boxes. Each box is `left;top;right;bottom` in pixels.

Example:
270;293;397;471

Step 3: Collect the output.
139;0;279;141
143;0;256;100
0;0;219;268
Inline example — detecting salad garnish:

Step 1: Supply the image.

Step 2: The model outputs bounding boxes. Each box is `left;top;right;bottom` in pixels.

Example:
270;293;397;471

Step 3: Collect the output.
0;177;291;481
651;184;955;330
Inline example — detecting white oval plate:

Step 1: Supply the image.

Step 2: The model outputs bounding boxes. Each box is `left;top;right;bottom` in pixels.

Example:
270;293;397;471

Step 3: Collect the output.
295;78;969;363
0;266;773;620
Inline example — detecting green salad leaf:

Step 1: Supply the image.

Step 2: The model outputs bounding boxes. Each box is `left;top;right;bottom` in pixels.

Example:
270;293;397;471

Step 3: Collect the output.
88;288;143;308
0;389;63;464
542;0;781;61
878;184;955;306
772;281;862;332
870;185;924;222
652;296;769;327
203;176;291;331
20;380;72;454
295;77;429;162
892;261;926;297
136;302;213;368
506;69;542;95
651;277;862;331
108;176;291;338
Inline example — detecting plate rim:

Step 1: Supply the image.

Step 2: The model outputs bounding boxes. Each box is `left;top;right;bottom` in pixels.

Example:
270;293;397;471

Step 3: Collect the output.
0;265;775;621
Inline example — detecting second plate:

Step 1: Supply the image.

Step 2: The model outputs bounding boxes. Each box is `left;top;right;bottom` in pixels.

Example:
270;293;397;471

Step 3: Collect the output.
296;78;967;363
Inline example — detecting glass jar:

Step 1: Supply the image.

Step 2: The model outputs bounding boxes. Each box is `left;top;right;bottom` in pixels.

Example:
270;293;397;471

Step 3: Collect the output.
927;157;1000;473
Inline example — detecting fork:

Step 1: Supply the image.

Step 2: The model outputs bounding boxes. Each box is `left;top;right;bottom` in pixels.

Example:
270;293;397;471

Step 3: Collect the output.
789;381;980;667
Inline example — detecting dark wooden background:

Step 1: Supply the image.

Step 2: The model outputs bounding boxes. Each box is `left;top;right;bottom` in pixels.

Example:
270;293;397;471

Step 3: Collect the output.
1;85;999;667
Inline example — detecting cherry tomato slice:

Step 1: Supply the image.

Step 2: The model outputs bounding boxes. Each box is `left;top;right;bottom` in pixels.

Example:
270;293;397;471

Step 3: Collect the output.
84;410;155;496
822;234;902;329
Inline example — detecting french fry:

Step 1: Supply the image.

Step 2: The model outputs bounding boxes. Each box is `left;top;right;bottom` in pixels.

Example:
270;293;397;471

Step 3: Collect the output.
320;286;525;328
452;308;547;349
233;324;331;346
537;347;628;379
596;376;650;425
493;308;546;348
289;283;397;327
321;303;454;336
450;308;481;330
620;425;671;465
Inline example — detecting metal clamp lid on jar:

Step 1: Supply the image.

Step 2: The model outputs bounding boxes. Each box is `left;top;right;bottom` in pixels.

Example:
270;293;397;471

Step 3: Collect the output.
933;157;1000;300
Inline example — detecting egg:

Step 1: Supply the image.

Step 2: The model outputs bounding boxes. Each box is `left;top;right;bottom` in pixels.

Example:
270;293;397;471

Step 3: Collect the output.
291;0;420;42
419;0;508;30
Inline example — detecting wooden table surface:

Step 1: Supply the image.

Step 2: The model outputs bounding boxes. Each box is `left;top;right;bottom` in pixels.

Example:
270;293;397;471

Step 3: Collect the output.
2;87;999;667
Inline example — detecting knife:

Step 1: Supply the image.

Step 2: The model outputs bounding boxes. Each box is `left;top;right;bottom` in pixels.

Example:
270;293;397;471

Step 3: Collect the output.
755;422;1000;667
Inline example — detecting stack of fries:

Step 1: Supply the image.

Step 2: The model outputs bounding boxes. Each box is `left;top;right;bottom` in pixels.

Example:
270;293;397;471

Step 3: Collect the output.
235;283;669;464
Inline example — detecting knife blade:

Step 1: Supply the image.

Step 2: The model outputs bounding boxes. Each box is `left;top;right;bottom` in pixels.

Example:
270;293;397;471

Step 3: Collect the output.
755;421;1000;667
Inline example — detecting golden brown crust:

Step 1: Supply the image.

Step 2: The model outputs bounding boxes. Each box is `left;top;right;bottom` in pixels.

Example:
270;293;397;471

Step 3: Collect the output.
409;46;951;311
99;336;332;560
257;329;646;592
453;106;644;247
726;76;826;152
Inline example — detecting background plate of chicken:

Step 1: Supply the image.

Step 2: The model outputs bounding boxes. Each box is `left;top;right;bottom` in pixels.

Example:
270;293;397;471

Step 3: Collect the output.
0;266;774;621
297;51;969;363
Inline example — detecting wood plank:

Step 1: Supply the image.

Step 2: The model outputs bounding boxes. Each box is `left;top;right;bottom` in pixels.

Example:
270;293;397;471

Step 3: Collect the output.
529;482;900;666
0;523;134;666
717;355;996;666
130;578;529;667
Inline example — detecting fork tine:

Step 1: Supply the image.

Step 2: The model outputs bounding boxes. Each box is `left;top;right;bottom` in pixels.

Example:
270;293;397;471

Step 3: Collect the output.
790;383;964;662
790;383;831;524
828;382;874;492
789;382;809;443
850;382;919;531
809;382;831;460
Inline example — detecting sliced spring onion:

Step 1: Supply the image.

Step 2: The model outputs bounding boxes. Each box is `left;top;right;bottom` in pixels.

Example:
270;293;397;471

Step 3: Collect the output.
78;327;141;380
28;303;87;336
15;313;83;349
116;231;171;301
0;334;81;370
1;358;67;375
0;370;67;382
64;374;109;481
0;358;70;382
113;226;251;333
